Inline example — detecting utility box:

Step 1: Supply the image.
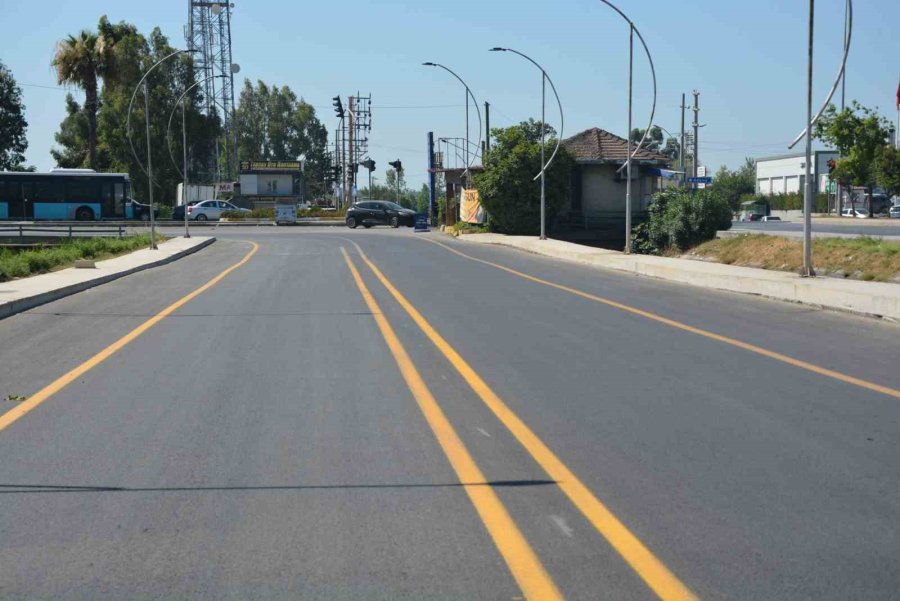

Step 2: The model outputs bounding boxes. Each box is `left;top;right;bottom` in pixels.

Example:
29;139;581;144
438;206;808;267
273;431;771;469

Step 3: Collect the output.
275;203;297;225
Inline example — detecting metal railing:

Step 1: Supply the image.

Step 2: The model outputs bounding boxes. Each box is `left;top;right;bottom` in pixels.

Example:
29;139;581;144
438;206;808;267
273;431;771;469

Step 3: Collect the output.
0;224;128;240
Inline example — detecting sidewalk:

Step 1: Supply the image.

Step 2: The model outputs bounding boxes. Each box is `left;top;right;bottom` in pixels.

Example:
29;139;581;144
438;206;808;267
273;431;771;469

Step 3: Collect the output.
0;236;215;319
461;234;900;321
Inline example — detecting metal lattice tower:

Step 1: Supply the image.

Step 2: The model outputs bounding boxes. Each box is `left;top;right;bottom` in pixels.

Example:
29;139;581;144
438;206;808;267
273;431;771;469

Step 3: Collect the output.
186;1;237;180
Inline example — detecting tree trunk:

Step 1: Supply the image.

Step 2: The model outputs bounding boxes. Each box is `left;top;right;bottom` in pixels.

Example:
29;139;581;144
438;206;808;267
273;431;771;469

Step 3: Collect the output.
85;81;98;170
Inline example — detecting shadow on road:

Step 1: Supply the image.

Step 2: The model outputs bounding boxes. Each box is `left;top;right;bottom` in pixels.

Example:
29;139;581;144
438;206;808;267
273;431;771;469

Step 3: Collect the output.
0;480;557;494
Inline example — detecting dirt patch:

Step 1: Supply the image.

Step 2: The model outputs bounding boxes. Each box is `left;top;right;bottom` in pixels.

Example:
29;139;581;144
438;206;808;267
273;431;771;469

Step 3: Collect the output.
686;235;900;282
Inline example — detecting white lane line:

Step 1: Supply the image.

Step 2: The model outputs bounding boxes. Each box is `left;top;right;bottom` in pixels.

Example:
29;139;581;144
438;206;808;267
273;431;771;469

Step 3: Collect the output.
550;515;574;538
476;427;492;438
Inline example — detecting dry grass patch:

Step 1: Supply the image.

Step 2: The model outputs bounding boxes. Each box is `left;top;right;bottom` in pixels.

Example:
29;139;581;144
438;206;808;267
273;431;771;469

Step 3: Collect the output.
687;234;900;282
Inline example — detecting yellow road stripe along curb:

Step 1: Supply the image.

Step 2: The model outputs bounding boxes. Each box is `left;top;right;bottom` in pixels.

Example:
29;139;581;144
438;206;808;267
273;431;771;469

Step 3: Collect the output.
0;241;260;433
352;242;698;601
341;248;563;601
423;237;900;400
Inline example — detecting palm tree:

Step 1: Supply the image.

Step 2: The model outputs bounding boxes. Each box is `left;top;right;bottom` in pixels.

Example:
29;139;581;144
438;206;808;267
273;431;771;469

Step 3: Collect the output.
52;30;115;169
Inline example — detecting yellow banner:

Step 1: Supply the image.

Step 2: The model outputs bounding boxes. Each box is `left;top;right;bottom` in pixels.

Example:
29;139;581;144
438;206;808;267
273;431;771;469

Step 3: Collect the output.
460;188;485;224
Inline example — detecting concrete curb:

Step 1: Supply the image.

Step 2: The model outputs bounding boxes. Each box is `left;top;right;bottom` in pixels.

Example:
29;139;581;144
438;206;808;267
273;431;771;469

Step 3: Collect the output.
0;237;215;320
461;234;900;321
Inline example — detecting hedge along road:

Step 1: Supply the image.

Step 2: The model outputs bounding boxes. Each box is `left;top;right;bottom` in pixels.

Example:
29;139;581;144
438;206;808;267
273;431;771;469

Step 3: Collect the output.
0;228;899;599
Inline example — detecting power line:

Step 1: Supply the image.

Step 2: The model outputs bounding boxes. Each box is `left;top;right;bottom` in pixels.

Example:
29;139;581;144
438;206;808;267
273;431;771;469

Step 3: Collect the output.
20;83;70;92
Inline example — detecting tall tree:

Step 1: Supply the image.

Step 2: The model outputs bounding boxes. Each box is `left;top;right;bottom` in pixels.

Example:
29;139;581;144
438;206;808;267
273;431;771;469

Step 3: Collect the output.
874;145;900;198
710;157;756;211
476;121;575;234
52;29;116;169
234;79;330;196
51;94;90;168
814;101;892;212
630;126;664;152
0;60;29;171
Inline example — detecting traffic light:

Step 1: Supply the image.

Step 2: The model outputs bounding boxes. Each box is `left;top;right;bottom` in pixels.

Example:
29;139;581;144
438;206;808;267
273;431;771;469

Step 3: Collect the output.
331;164;342;182
389;159;402;173
827;159;836;174
332;96;344;119
360;159;376;172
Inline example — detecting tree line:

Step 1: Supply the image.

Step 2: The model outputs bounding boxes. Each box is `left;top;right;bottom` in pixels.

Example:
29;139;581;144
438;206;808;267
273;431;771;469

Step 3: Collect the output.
0;16;334;204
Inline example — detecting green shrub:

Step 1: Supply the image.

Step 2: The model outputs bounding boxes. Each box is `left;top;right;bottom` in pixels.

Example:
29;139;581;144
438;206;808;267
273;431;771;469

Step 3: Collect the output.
632;188;733;254
0;234;158;282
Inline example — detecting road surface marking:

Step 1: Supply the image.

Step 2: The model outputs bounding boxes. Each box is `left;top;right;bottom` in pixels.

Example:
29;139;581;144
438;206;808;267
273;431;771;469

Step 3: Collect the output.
550;515;575;538
340;248;563;601
477;427;492;438
422;238;900;401
0;242;260;433
351;243;698;601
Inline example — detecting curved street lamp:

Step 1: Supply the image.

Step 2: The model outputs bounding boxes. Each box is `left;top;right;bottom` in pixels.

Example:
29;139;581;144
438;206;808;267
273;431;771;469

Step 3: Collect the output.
422;62;483;186
788;0;853;278
166;74;227;239
595;0;657;253
490;47;564;240
126;48;189;249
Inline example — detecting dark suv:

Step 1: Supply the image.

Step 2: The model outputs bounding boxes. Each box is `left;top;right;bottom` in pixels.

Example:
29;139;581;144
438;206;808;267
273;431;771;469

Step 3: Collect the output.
346;201;416;229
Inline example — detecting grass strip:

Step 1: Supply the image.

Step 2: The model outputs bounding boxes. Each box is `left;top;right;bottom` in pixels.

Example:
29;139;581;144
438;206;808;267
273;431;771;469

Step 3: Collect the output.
0;234;163;282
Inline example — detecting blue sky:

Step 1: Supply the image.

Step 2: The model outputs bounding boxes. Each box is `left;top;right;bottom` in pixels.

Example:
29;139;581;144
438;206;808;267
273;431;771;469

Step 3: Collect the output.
2;0;898;188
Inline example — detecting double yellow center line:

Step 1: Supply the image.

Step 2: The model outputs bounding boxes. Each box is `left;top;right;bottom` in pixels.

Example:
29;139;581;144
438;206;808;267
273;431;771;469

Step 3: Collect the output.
342;242;699;601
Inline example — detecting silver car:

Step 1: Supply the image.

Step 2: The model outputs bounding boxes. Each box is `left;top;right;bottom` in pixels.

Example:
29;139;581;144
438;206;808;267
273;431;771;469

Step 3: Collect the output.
890;205;900;219
188;200;249;221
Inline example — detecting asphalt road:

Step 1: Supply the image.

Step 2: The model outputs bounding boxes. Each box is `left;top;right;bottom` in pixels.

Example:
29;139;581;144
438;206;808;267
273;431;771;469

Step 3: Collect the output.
727;219;900;238
2;227;899;600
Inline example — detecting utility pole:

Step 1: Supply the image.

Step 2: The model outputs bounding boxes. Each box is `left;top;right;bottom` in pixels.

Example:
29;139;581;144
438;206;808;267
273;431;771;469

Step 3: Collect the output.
143;79;157;250
680;93;687;187
692;90;700;189
802;0;815;277
348;96;356;203
485;102;491;152
428;132;436;223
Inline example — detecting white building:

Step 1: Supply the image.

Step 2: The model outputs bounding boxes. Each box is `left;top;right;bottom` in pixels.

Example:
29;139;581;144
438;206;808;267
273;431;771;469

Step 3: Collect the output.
755;151;838;196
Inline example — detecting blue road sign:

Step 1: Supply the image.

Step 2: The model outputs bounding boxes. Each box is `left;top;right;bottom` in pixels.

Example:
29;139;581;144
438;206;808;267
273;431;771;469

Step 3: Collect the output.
414;214;429;233
688;176;713;184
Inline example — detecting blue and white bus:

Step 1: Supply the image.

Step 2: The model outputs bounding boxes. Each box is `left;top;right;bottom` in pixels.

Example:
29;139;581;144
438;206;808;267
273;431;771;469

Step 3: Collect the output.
0;169;148;221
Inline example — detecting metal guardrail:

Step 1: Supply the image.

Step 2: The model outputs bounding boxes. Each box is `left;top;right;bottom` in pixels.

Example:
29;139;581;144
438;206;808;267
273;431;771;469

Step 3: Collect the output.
0;224;127;239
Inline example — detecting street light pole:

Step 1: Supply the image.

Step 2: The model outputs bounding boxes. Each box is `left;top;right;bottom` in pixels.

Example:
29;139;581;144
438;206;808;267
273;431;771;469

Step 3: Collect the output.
421;62;482;186
167;74;227;239
143;79;157;250
625;25;633;253
595;1;657;252
802;0;815;277
182;95;189;239
489;48;565;241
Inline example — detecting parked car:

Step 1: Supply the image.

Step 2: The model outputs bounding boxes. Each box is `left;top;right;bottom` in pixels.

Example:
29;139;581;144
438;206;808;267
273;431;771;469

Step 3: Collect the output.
890;205;900;219
747;213;763;222
842;207;869;219
345;201;416;229
761;216;781;222
128;199;159;221
188;200;250;221
172;200;201;221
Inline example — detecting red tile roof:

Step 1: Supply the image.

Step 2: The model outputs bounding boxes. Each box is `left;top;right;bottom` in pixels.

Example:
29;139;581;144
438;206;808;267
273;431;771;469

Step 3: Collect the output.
563;128;670;163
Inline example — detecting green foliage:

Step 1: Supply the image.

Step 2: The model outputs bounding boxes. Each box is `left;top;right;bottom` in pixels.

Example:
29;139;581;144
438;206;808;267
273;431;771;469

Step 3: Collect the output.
0;234;157;282
359;168;420;208
874;145;900;197
814;101;892;190
220;208;275;220
234;80;330;198
631;188;733;254
0;60;28;170
49;18;221;209
741;192;829;212
709;158;756;211
474;121;575;235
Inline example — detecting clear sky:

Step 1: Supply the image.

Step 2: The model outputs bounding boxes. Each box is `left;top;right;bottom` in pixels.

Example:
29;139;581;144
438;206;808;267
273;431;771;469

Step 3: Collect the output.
2;0;898;188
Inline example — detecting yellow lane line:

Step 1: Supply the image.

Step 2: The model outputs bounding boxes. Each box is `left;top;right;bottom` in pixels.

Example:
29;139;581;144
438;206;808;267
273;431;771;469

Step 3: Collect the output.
422;237;900;400
0;241;260;433
351;242;698;601
340;248;563;601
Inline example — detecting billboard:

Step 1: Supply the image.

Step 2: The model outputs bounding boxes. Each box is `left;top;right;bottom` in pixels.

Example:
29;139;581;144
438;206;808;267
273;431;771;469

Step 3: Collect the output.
460;188;485;224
